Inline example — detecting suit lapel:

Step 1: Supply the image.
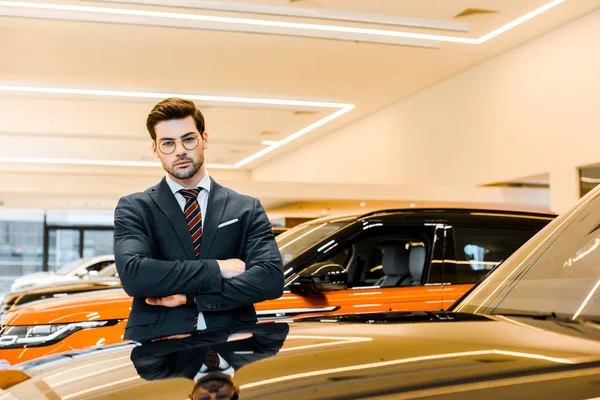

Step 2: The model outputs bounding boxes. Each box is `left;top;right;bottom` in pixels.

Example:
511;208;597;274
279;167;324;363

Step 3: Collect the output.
198;178;229;259
149;178;196;260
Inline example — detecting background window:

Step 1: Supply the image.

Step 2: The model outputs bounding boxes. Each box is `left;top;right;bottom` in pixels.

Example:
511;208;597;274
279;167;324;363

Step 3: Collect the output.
0;209;115;296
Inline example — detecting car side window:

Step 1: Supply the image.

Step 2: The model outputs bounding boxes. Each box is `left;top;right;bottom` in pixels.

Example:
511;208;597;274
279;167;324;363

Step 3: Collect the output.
322;227;432;288
86;261;113;273
447;226;541;284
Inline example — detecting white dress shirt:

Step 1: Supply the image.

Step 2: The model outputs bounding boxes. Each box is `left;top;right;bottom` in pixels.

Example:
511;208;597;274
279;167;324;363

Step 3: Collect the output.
165;172;211;231
165;172;212;330
193;353;234;381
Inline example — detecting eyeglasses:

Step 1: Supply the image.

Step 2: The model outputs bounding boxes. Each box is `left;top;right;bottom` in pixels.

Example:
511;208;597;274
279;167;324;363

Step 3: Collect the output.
157;135;202;154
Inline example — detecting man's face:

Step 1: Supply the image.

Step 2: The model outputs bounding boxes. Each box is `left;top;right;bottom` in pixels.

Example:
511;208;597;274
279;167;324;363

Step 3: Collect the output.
152;116;208;181
191;375;236;400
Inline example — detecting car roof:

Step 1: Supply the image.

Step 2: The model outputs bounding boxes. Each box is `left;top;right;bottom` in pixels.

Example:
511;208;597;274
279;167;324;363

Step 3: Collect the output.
297;208;555;227
358;207;556;219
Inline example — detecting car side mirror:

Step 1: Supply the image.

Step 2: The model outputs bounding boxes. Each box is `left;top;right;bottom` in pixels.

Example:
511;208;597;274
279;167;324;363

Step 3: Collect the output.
290;262;348;295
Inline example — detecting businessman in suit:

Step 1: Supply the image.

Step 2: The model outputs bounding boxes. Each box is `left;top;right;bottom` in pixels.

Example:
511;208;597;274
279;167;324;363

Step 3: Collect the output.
114;98;284;343
130;322;290;400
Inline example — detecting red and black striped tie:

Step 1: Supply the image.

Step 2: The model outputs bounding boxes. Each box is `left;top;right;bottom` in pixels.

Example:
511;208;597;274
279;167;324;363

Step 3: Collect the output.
204;346;220;371
179;188;203;258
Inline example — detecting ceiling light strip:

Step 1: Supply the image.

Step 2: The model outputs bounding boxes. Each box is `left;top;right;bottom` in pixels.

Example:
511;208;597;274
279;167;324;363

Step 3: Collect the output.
94;0;469;32
0;0;568;46
0;84;350;109
0;84;353;169
477;0;566;43
0;1;441;47
0;156;233;169
234;105;354;168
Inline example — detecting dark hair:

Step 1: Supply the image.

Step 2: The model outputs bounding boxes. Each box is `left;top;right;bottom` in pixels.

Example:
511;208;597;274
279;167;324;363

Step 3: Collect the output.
146;98;205;141
190;384;239;400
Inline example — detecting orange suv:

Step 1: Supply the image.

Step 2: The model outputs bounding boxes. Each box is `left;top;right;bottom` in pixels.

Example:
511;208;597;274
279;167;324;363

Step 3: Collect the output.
0;208;555;365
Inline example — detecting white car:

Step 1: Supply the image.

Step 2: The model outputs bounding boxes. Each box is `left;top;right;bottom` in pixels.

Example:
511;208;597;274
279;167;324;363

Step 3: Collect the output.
9;255;115;292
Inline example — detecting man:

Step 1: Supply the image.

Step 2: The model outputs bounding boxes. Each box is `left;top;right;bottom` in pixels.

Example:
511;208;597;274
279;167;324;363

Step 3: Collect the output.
114;98;284;343
130;322;289;400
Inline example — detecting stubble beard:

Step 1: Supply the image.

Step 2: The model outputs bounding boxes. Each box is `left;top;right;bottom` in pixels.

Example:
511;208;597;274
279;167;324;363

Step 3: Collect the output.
166;155;204;180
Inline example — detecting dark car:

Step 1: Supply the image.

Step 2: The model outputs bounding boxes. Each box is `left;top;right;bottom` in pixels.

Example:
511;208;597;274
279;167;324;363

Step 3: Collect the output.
0;191;599;398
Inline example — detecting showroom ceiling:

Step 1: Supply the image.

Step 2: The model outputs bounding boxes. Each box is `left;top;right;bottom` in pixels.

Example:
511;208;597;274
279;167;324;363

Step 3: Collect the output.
0;0;598;210
1;0;599;168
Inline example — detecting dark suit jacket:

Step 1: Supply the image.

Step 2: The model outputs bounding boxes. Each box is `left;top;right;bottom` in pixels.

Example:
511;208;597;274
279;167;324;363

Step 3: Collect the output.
114;177;284;342
130;322;290;381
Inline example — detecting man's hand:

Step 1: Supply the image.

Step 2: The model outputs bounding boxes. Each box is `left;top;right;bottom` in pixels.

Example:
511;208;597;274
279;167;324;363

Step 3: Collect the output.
217;258;246;279
146;294;186;307
227;332;253;342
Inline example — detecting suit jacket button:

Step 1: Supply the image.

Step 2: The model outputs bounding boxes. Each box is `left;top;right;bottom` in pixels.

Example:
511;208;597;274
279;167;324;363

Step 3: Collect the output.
206;304;212;309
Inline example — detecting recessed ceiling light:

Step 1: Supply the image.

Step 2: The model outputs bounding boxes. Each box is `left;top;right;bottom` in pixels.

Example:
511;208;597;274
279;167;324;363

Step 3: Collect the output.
360;202;366;207
293;111;320;116
453;8;498;20
259;131;280;136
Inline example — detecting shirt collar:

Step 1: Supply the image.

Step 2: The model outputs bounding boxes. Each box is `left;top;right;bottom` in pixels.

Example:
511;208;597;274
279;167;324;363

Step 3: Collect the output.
165;171;211;195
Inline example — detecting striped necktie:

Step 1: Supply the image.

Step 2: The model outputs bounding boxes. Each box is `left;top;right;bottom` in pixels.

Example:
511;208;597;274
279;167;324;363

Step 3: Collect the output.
204;346;220;371
179;188;203;257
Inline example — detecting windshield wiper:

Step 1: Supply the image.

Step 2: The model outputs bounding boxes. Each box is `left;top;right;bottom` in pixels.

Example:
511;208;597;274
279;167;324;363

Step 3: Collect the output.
500;312;597;335
501;312;569;320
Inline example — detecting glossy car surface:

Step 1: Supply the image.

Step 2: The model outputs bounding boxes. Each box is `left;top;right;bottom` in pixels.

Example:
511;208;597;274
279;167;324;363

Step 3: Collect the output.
9;255;115;292
1;314;600;399
0;264;119;315
0;208;554;365
271;226;288;236
2;187;600;399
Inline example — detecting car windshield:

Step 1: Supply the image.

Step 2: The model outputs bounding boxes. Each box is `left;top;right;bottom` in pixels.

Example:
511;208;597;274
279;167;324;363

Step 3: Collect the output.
456;189;600;320
276;219;351;266
55;258;86;275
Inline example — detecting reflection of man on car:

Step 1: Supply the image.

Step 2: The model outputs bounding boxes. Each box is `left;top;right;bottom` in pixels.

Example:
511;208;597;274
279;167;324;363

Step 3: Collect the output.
130;322;289;400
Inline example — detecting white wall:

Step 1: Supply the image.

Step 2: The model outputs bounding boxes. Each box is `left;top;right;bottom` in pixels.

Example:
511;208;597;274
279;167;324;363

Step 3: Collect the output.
252;8;600;210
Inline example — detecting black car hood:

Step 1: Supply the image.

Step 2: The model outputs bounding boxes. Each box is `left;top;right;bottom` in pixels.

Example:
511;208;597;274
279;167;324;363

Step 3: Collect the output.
4;315;600;399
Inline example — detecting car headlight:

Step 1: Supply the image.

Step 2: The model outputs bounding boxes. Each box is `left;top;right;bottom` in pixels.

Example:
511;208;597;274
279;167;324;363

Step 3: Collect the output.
0;321;118;348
